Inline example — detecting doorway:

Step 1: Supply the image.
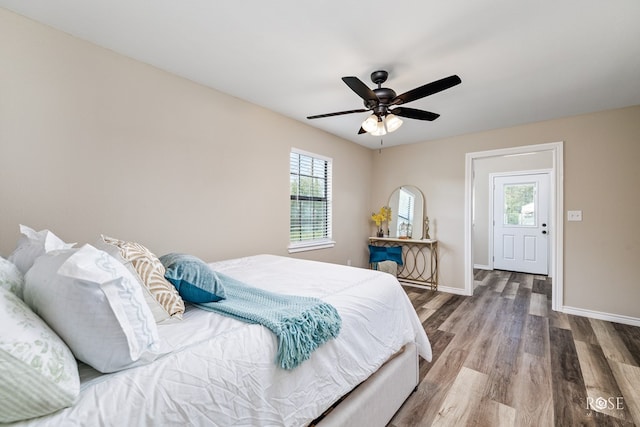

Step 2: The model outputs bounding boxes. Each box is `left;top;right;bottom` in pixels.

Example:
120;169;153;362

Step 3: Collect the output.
464;142;564;311
491;171;550;275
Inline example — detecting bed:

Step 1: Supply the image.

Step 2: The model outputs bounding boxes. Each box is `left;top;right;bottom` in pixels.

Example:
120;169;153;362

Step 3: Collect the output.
1;230;431;427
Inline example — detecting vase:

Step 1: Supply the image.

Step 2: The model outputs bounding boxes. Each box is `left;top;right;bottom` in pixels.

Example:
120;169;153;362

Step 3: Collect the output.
377;229;384;237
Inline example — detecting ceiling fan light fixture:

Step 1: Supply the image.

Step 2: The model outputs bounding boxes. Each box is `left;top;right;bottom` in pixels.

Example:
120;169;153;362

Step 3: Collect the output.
370;119;387;136
361;114;379;133
385;114;403;132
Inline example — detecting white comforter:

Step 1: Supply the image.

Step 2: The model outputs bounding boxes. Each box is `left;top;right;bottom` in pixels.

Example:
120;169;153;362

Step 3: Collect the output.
14;255;431;427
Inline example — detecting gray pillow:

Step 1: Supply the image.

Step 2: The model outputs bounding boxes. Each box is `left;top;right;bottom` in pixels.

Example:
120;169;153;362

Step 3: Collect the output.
160;253;226;303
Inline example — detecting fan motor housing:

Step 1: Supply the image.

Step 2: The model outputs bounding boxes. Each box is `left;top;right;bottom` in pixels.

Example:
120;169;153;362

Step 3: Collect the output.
372;87;396;105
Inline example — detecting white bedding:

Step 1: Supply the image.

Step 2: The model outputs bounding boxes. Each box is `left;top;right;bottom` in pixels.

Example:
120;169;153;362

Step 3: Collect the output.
12;255;431;427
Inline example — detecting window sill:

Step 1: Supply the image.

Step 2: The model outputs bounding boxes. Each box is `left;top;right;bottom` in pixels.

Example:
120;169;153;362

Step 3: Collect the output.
288;240;336;254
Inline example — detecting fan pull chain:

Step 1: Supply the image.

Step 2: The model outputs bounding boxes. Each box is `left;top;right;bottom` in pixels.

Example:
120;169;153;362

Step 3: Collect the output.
379;138;383;154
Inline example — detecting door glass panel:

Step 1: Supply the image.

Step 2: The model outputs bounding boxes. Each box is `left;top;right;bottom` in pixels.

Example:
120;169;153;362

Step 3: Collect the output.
503;183;536;226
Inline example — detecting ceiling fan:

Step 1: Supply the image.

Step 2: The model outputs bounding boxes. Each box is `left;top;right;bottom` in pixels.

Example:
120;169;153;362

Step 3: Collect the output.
307;70;461;136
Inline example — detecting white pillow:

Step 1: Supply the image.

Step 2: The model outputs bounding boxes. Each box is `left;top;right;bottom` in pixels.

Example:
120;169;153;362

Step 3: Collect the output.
8;224;75;274
0;287;79;423
0;256;24;299
23;244;160;373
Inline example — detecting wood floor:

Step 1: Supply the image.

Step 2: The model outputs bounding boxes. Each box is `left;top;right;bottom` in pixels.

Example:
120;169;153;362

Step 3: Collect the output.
388;270;640;427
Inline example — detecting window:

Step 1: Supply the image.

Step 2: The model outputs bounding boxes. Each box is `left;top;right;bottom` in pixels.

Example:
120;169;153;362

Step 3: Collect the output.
503;182;536;226
289;148;334;253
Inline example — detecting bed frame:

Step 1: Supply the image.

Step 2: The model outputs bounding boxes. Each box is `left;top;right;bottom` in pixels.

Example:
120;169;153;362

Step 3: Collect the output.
314;342;418;426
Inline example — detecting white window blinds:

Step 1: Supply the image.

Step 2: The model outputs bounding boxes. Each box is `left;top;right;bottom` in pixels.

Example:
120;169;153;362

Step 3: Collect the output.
289;148;334;252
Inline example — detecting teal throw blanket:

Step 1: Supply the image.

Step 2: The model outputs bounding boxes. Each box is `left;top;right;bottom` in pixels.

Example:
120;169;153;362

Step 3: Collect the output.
196;272;342;370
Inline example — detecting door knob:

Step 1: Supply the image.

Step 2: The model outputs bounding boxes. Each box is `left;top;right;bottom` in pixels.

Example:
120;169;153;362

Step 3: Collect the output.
542;223;547;227
542;230;547;234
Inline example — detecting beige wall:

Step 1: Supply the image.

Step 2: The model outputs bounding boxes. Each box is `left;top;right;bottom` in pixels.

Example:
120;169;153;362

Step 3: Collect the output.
2;8;639;321
372;105;640;319
0;9;373;267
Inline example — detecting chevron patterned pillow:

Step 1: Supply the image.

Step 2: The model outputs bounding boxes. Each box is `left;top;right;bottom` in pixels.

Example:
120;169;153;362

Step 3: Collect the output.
99;235;185;320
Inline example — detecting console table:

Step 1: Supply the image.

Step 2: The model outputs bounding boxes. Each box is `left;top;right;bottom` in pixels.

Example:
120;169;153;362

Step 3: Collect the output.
369;237;438;290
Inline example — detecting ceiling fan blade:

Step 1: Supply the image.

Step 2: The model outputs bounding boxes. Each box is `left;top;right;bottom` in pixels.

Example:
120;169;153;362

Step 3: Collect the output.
307;108;369;119
342;76;378;105
391;75;461;106
391;107;440;121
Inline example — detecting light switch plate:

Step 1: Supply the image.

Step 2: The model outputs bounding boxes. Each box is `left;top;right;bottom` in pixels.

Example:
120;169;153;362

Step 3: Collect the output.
567;210;582;221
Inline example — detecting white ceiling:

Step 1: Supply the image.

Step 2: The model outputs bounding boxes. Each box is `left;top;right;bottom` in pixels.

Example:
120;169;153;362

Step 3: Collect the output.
2;0;640;149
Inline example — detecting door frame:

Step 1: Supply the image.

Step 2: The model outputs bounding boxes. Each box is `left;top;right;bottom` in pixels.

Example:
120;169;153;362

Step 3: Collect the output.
489;169;551;273
464;142;563;311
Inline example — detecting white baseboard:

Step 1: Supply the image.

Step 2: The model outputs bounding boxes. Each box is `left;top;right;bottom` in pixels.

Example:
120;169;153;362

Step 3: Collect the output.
473;264;491;271
404;283;639;324
436;285;470;296
562;305;640;327
399;282;470;296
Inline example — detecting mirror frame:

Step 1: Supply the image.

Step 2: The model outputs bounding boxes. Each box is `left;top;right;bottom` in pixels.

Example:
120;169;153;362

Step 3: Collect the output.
387;185;428;240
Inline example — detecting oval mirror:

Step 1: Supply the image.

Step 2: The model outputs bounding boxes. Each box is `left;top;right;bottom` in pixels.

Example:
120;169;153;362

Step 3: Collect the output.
387;185;425;239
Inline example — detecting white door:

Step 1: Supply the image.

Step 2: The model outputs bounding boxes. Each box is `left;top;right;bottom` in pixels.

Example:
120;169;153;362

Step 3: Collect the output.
493;172;550;275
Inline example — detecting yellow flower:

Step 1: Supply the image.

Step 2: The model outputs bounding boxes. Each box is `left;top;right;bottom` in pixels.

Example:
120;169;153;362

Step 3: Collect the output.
370;206;392;227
